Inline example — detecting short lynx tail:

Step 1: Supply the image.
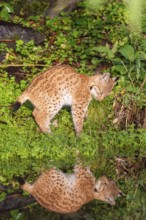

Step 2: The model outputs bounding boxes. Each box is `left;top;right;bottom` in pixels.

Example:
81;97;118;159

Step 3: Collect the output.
15;176;26;185
11;101;21;112
15;176;33;193
11;93;29;113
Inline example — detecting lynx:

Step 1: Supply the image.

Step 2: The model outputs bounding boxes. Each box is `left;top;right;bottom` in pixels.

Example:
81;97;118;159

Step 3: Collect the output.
21;165;122;214
12;65;118;135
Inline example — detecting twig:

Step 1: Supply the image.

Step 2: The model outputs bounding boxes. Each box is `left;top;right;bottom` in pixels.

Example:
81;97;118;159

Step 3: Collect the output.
120;60;135;87
0;39;16;42
136;78;146;95
140;77;146;90
0;64;49;68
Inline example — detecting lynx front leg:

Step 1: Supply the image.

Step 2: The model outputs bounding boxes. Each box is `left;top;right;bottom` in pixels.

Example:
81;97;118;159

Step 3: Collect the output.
72;102;88;136
32;108;51;133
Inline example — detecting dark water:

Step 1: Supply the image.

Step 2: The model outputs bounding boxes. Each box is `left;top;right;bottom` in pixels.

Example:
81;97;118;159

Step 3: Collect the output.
0;151;146;220
1;188;146;220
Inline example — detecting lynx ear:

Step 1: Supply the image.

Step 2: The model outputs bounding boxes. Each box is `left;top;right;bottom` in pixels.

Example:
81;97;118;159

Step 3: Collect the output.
100;73;110;82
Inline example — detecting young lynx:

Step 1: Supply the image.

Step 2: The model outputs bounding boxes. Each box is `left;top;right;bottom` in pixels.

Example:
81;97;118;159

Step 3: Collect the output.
20;165;122;213
13;65;118;135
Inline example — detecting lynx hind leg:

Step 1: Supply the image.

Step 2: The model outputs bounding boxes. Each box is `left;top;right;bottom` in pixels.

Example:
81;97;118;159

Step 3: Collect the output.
32;108;51;134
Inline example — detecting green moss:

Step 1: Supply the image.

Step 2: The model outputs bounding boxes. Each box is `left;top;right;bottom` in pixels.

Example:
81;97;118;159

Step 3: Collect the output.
0;1;146;218
5;0;49;16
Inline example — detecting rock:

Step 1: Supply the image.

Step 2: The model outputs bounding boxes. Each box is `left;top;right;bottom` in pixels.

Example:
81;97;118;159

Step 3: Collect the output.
44;0;82;18
0;21;45;44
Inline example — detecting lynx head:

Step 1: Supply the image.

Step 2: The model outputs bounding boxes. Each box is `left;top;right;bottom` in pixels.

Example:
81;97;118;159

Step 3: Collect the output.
90;73;118;101
93;176;122;205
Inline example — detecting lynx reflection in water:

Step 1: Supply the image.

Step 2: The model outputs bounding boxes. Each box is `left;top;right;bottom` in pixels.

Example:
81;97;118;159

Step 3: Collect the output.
20;165;122;214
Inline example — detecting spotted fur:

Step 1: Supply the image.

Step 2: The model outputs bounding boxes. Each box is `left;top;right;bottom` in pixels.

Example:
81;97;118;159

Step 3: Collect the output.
21;165;122;214
13;65;118;135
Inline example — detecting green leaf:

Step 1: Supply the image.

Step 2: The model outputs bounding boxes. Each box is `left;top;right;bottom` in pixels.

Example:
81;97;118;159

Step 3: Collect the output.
0;3;13;21
0;8;10;21
5;3;14;13
92;46;115;59
72;30;80;38
118;44;136;62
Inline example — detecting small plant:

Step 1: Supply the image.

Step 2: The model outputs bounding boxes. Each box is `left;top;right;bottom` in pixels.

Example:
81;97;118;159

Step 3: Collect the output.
0;0;146;218
0;2;14;21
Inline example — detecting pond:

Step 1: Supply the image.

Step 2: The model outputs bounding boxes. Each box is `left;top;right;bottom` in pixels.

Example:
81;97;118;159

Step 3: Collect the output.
0;154;146;220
